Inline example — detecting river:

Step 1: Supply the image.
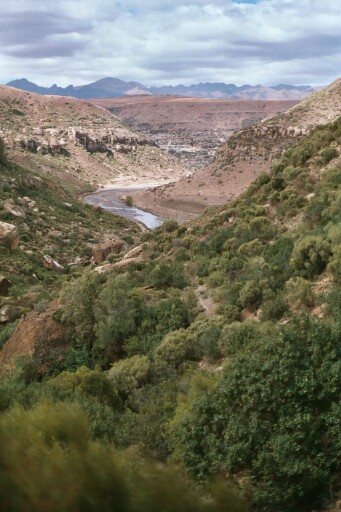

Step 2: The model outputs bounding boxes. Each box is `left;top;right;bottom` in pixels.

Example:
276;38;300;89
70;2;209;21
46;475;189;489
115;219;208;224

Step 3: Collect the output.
83;188;165;230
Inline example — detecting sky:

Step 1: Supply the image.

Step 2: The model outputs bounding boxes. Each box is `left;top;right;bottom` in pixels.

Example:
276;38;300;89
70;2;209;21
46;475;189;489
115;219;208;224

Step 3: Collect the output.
0;0;340;87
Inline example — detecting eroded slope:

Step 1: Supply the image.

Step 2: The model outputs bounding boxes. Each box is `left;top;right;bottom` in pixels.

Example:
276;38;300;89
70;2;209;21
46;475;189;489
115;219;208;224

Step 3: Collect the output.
0;86;187;189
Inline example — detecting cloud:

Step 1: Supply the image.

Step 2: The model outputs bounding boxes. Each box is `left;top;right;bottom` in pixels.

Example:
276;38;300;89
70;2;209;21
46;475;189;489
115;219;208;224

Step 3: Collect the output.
0;0;340;86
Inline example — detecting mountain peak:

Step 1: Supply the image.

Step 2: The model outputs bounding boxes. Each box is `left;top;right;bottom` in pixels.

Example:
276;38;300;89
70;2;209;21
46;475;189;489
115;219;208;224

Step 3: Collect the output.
6;77;321;100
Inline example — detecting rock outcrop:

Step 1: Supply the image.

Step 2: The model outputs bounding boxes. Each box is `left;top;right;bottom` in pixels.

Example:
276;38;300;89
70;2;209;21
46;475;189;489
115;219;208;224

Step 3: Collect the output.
92;239;126;264
3;199;26;218
0;221;19;249
122;245;143;260
0;304;68;373
43;255;65;273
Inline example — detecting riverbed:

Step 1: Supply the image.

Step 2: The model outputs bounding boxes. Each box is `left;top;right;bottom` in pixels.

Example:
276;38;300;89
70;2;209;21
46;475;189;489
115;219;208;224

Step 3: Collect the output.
83;188;165;230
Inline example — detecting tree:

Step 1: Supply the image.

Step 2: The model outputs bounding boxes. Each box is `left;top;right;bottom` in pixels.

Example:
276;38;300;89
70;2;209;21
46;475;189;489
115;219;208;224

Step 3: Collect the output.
94;274;143;366
60;268;102;345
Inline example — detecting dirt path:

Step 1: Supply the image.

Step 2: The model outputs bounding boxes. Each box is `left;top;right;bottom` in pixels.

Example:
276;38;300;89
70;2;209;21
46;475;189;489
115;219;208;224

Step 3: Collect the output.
195;285;218;317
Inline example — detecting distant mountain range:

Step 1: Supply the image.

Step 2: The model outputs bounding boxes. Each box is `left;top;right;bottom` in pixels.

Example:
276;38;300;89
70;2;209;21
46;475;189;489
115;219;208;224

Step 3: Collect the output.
6;77;320;100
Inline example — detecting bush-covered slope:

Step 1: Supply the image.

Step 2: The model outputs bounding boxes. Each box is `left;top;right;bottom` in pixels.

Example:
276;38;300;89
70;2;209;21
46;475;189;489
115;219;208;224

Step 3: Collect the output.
0;117;341;511
0;149;140;350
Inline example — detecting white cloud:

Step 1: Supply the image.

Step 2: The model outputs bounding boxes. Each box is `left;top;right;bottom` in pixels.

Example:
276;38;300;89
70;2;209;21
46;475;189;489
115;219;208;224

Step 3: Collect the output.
0;0;340;86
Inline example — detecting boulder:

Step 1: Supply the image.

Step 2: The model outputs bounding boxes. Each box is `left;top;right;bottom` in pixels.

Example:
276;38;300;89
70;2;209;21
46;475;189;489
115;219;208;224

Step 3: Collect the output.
43;255;64;273
0;221;19;249
92;238;125;264
68;256;89;268
0;275;13;296
114;256;142;268
0;306;11;324
3;199;26;218
93;263;115;274
122;245;143;260
0;303;68;374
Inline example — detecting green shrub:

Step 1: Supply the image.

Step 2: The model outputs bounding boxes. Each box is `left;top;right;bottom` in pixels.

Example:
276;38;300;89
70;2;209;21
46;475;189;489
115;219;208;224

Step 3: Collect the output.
207;270;225;288
94;274;143;366
123;295;190;357
108;355;150;396
153;329;199;377
327;245;341;282
0;320;18;350
320;147;338;164
282;166;300;180
238;239;263;257
0;402;243;512
159;219;179;233
290;235;332;277
218;304;240;323
47;366;119;408
60;268;102;344
260;291;288;321
124;195;133;206
285;277;315;309
148;262;187;289
291;144;312;166
189;318;222;362
239;280;263;309
219;320;259;356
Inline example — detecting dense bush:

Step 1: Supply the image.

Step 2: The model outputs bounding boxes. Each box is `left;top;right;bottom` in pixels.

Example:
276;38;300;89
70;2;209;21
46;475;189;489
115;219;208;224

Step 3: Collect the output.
153;329;198;377
219;320;260;356
239;280;263;309
0;402;243;512
285;277;315;309
108;355;150;397
327;245;341;281
60;269;102;345
147;262;187;289
94;274;143;366
290;235;331;277
172;316;341;511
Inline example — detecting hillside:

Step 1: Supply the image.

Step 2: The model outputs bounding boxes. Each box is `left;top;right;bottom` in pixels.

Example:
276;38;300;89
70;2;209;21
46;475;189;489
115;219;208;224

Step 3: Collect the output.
0;85;187;189
92;96;298;170
0;147;143;353
0;109;340;511
132;78;341;221
7;77;319;100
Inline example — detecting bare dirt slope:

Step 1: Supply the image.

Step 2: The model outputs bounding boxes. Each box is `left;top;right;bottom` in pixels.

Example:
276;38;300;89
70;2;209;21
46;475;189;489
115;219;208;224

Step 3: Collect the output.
132;79;341;222
92;96;298;170
0;86;188;190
